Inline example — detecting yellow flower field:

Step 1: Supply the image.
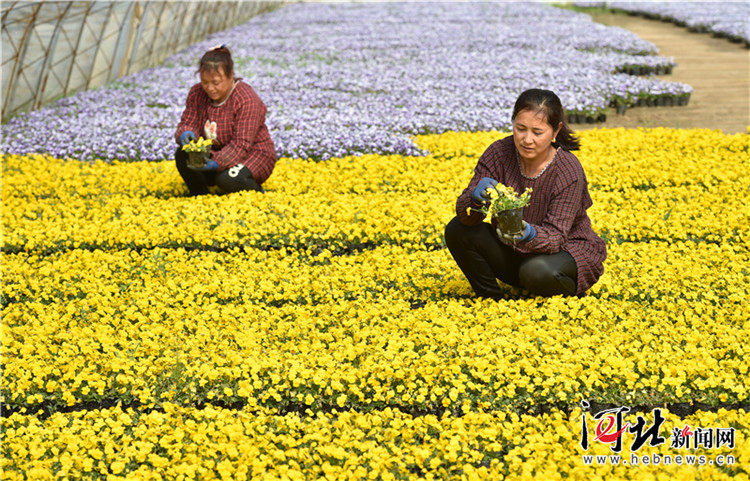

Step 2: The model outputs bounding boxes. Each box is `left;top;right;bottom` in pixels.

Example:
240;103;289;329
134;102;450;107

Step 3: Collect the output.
2;128;749;479
2;405;747;480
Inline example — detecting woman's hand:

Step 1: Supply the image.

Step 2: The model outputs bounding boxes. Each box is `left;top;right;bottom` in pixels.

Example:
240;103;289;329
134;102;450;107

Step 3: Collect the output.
498;221;536;244
472;177;498;205
179;130;196;146
187;159;218;172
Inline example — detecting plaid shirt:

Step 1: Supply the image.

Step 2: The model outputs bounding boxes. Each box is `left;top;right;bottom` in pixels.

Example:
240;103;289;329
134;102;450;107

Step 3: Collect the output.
175;80;276;184
456;136;607;294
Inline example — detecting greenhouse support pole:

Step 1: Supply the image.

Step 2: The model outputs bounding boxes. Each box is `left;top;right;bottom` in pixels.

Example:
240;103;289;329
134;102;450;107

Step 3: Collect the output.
165;2;187;55
63;1;93;96
230;3;242;29
145;1;169;68
126;2;152;75
119;3;142;78
109;1;136;83
4;2;42;117
86;2;115;89
192;2;211;46
34;3;72;110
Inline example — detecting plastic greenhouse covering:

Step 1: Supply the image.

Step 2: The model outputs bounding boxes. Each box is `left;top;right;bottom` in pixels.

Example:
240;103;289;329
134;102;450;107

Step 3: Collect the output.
2;1;276;121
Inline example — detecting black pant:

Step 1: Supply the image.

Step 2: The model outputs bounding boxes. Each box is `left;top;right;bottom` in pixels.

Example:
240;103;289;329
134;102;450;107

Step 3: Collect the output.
444;216;578;298
175;148;264;196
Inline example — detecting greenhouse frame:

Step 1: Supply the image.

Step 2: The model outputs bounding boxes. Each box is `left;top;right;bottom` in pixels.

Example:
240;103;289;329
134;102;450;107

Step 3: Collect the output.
1;0;278;122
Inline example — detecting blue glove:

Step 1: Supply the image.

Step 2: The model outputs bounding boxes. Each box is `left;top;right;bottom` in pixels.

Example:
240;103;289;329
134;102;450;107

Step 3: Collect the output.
499;221;536;244
187;159;218;172
179;130;196;146
471;177;498;204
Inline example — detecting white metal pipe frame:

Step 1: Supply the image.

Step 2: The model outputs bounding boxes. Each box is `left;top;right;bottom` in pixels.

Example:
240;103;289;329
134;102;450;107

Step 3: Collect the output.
1;1;279;122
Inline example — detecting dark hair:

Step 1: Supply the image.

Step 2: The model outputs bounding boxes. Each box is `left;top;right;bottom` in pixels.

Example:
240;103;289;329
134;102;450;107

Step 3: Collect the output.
198;44;233;78
511;88;580;151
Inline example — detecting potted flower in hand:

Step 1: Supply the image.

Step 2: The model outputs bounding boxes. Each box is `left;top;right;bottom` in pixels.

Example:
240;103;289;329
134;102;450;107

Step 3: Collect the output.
181;137;213;168
480;183;532;235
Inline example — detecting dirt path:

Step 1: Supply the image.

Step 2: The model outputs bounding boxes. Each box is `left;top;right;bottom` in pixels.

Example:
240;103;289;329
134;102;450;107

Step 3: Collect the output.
575;12;749;134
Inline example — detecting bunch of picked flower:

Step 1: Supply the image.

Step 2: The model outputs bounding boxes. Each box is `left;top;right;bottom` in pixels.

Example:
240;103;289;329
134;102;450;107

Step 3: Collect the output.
480;183;532;217
181;137;212;153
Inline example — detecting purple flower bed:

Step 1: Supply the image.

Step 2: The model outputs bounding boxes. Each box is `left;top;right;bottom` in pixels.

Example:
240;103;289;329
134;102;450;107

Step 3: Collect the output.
577;1;750;45
2;2;693;162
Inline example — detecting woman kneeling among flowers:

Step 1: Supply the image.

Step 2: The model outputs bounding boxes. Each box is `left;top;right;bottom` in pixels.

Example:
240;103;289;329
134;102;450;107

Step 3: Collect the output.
445;88;606;298
174;44;276;195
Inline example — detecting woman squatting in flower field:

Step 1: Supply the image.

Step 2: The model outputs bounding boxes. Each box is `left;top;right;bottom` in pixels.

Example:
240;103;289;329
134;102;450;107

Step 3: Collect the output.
175;45;276;195
445;88;607;299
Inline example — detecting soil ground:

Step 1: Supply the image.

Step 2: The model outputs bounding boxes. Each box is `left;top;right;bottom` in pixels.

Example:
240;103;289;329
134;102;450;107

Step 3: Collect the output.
574;12;750;134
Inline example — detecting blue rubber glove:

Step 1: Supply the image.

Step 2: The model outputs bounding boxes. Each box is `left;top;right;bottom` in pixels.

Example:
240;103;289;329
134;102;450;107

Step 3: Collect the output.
471;177;498;205
179;130;196;146
499;221;536;244
187;159;218;172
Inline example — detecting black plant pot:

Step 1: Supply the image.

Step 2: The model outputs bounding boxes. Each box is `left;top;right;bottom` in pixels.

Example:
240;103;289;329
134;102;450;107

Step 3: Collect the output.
495;208;524;235
187;151;210;168
617;105;627;115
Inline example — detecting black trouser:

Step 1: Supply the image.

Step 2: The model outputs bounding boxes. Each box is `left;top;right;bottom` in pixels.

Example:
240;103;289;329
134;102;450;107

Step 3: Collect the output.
175;148;264;196
444;216;578;298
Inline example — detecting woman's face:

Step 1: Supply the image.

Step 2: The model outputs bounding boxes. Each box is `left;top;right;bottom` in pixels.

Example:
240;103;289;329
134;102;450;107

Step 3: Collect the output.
512;108;561;163
200;68;234;103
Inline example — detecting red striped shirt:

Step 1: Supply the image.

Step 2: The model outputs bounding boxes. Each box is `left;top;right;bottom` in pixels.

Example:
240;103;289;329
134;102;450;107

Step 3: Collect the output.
175;80;276;184
456;136;607;294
